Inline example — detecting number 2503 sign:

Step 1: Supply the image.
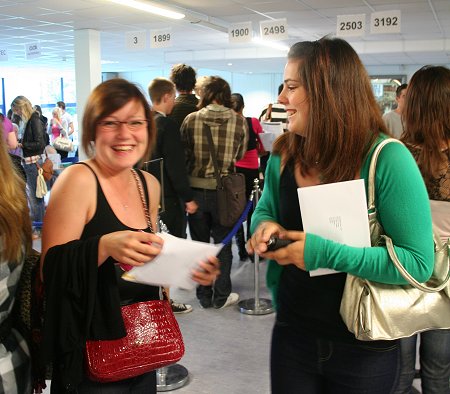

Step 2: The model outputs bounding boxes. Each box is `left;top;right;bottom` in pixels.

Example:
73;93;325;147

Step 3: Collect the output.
336;14;365;37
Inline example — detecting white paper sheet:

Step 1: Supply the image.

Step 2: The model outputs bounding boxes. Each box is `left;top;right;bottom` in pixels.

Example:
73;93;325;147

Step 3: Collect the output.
259;122;283;151
122;232;223;290
260;121;283;135
297;179;371;276
258;133;278;152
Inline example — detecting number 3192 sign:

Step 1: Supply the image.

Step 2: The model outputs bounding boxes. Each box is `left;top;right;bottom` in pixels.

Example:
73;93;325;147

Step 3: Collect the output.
370;10;401;34
150;28;172;48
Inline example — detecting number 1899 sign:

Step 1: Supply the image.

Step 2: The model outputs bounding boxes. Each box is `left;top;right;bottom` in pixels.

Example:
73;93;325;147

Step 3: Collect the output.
150;28;172;48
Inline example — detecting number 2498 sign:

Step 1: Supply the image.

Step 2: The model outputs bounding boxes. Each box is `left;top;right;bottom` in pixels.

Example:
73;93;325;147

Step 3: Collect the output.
259;19;288;41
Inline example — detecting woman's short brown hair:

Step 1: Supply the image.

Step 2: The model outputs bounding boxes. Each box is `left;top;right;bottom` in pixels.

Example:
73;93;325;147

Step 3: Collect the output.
197;76;232;109
81;78;155;164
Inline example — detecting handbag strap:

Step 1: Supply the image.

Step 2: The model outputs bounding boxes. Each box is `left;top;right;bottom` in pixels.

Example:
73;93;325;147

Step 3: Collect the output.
131;169;153;232
265;103;273;121
204;125;223;189
367;138;402;212
368;138;450;292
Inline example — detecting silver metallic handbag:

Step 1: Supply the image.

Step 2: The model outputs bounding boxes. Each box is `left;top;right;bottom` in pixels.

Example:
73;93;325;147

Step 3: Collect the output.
340;138;450;341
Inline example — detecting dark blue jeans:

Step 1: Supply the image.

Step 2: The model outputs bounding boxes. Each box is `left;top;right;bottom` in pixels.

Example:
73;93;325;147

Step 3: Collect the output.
188;188;233;308
23;161;45;223
271;321;400;394
394;330;450;394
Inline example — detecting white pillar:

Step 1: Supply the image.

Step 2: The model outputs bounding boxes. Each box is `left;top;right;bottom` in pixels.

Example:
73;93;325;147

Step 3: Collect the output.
74;29;102;160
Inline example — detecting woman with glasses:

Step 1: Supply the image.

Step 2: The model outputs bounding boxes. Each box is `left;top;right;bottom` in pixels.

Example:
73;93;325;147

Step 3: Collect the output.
40;78;219;393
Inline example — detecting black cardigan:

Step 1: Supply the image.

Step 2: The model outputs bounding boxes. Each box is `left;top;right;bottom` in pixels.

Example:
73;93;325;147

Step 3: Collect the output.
42;237;125;392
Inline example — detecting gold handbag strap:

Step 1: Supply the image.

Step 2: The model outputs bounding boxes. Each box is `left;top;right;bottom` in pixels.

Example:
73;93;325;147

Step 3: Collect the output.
367;138;402;212
131;169;153;232
368;138;450;292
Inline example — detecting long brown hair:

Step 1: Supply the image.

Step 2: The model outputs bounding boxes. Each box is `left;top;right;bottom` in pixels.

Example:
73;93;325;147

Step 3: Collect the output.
0;124;32;262
274;36;386;183
402;65;450;187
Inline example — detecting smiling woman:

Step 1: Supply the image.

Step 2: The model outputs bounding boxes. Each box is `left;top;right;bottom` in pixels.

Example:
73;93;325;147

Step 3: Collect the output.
40;78;220;392
248;36;434;394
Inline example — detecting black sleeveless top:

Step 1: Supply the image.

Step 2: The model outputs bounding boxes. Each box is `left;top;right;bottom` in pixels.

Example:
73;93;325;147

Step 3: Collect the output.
276;161;392;346
79;163;160;304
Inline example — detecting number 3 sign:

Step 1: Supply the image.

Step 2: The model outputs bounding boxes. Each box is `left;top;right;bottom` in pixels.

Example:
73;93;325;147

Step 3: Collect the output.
126;31;146;50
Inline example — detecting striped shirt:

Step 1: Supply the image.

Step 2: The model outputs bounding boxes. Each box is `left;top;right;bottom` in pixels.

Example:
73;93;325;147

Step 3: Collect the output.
181;104;248;189
259;103;288;131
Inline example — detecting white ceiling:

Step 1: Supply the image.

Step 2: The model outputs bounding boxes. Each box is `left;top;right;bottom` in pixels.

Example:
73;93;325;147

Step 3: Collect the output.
0;0;449;74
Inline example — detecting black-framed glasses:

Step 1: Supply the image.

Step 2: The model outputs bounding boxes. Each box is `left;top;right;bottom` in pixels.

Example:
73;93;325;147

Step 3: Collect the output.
97;119;149;131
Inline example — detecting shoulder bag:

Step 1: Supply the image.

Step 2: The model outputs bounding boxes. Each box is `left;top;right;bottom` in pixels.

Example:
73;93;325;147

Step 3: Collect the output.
340;138;450;341
85;169;185;382
52;134;73;152
205;125;246;228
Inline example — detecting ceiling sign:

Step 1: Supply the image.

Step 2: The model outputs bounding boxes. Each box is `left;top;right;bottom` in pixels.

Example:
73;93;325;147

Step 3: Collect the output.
25;42;41;59
370;10;401;34
126;31;146;50
150;28;172;49
336;14;366;37
259;18;288;41
229;22;252;44
0;48;7;61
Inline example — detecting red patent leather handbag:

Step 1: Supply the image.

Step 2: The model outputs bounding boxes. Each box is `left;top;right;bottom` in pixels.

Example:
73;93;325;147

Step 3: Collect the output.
85;299;185;382
85;170;184;382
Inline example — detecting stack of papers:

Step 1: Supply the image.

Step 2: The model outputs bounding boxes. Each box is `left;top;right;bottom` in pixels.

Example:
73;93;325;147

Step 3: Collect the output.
259;122;284;151
122;232;222;290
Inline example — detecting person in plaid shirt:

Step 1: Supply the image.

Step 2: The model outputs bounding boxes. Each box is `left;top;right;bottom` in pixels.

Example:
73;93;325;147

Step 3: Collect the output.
181;76;248;309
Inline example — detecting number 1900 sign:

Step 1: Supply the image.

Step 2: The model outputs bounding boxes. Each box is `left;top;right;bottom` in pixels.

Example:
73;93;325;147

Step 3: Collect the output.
229;22;252;44
150;29;172;48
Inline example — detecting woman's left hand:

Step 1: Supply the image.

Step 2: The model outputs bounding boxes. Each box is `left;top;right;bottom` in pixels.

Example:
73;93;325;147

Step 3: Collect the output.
260;230;307;270
191;256;220;285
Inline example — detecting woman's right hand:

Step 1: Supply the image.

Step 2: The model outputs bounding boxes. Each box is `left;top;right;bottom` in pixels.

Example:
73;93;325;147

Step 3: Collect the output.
247;221;285;256
98;230;164;267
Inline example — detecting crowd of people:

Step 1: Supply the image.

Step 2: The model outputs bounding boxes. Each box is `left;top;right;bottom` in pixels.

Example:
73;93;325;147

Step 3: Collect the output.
0;36;448;393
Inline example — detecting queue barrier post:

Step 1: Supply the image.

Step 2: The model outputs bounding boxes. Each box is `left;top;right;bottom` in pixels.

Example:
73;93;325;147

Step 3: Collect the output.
238;179;274;316
156;364;189;392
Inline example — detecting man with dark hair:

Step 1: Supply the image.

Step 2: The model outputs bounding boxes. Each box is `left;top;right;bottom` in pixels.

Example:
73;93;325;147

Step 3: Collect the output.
168;64;198;129
181;76;248;309
148;77;197;314
382;83;408;138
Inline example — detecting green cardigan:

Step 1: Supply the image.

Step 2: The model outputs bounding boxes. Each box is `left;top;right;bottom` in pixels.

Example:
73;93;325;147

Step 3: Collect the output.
251;136;434;304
